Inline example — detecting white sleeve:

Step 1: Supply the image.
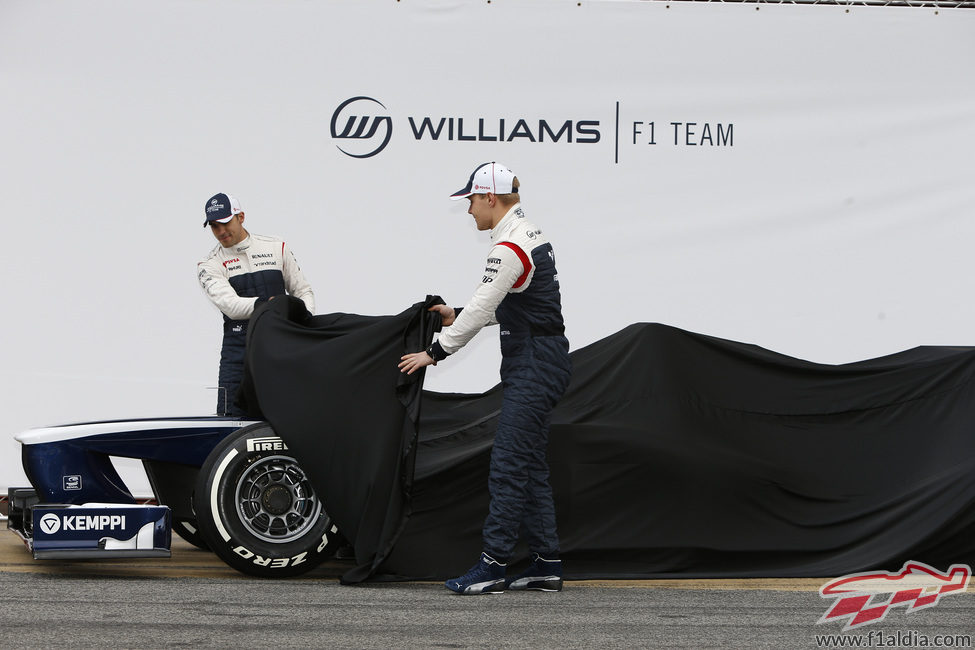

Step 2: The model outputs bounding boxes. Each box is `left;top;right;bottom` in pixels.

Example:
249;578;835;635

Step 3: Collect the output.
197;257;258;321
436;244;525;355
282;242;315;314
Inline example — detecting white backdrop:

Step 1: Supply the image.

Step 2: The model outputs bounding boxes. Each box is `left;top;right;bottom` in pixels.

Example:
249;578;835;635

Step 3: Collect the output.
2;0;974;492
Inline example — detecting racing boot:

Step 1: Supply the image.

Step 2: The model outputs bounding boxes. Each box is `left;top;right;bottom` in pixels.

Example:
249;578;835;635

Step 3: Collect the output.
445;552;507;595
506;553;563;592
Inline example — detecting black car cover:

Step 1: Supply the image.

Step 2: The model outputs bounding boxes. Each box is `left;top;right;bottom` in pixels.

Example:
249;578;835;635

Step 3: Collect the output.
242;297;975;583
239;295;442;583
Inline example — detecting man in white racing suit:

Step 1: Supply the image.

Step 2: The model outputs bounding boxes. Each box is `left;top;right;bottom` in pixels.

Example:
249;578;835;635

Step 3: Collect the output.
399;162;572;595
197;192;315;416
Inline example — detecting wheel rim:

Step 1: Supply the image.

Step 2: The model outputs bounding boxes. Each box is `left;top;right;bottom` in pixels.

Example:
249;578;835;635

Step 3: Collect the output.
234;454;323;544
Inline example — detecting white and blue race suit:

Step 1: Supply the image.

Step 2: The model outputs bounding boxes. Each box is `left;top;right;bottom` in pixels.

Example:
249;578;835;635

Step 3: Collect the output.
197;234;314;416
429;203;572;561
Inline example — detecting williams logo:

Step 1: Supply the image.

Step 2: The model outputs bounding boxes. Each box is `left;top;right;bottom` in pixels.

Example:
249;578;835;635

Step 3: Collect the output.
330;96;393;159
330;96;733;163
330;96;601;160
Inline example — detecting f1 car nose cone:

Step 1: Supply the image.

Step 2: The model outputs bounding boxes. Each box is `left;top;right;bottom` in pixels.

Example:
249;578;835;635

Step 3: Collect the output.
262;485;293;515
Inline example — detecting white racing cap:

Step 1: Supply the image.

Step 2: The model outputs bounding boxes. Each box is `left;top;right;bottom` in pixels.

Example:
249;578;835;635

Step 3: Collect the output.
449;162;517;200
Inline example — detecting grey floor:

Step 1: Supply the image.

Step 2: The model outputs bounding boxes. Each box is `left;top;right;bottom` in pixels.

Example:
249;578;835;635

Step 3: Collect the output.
0;572;972;649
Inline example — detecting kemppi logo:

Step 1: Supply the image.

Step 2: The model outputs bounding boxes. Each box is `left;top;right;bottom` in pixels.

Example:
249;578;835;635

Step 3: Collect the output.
38;513;127;534
330;96;392;159
39;513;61;534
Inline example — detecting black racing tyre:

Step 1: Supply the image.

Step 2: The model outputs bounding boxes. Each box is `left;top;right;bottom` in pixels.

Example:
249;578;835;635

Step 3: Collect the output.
193;422;342;577
172;516;210;551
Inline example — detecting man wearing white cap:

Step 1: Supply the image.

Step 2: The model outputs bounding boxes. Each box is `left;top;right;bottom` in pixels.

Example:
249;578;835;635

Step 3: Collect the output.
399;162;572;594
197;192;315;416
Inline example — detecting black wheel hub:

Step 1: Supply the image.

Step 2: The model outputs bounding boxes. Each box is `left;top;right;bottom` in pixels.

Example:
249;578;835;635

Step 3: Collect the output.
262;484;293;515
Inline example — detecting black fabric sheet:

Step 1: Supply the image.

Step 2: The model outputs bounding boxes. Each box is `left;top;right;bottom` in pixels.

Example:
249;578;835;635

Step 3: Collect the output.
243;298;975;582
240;296;441;583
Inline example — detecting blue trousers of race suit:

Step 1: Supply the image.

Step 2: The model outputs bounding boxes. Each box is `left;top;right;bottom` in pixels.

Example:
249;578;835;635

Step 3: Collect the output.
482;334;572;562
217;321;248;417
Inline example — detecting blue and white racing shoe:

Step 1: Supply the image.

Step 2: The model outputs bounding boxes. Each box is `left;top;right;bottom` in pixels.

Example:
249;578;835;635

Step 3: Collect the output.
445;552;507;595
506;553;563;592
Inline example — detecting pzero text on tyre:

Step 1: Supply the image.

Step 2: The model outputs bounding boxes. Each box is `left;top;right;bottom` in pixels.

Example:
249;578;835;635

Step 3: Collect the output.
193;422;341;577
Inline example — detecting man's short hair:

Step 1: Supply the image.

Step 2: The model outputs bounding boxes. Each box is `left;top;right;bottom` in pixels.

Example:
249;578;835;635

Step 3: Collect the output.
496;177;521;207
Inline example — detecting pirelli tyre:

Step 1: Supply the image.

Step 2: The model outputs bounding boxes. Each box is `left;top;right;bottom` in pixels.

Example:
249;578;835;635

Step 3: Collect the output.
193;422;341;577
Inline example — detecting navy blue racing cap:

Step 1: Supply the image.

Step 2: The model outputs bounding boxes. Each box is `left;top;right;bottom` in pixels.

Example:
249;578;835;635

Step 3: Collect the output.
203;193;243;226
450;162;517;200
